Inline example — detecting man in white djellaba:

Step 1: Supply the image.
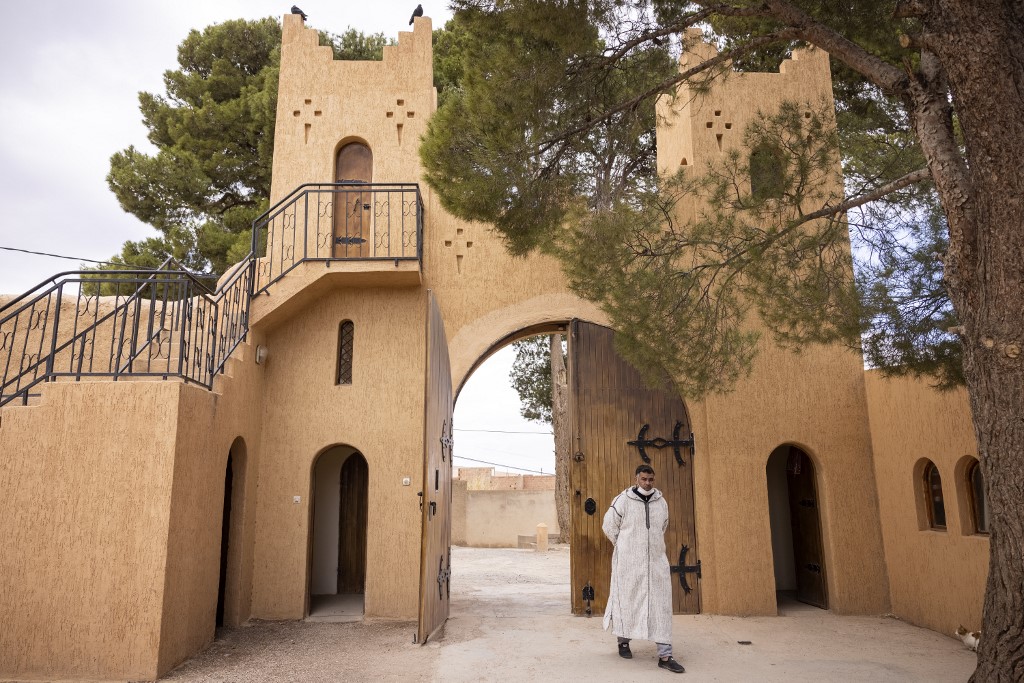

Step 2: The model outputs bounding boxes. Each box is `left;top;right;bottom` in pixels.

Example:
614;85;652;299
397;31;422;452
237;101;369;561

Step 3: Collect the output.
602;464;685;673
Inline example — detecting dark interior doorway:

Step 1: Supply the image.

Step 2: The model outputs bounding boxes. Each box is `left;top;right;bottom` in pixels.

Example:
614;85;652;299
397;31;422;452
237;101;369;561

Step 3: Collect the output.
766;445;828;610
216;452;233;627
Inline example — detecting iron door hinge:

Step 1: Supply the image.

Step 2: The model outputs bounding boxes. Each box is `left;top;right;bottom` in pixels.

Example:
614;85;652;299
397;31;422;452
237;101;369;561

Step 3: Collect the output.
582;581;595;617
669;545;702;595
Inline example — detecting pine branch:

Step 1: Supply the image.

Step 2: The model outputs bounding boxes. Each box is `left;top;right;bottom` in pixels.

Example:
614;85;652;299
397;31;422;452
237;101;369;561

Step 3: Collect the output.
539;28;801;151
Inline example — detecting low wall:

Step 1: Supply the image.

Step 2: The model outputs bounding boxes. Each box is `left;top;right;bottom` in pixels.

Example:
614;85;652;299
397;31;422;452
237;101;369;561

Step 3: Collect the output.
452;480;560;547
864;371;987;635
0;343;264;682
0;382;180;681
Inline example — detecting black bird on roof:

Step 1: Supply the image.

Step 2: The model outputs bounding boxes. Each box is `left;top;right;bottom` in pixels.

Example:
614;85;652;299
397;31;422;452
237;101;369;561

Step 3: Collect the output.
409;4;423;25
291;5;308;21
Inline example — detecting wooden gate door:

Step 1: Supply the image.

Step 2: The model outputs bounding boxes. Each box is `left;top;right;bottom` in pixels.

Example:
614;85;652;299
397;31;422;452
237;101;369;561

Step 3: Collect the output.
568;320;700;616
787;447;828;609
418;292;453;643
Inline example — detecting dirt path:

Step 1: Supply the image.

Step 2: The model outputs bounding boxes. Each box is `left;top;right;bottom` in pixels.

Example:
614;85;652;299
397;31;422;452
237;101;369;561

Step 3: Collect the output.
161;545;977;682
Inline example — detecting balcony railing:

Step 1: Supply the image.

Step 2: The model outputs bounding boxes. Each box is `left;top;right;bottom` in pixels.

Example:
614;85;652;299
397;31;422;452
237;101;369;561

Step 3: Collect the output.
252;183;423;295
0;182;423;407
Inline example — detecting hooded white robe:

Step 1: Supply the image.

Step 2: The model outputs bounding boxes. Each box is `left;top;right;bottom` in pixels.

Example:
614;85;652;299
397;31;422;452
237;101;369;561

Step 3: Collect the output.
601;486;673;643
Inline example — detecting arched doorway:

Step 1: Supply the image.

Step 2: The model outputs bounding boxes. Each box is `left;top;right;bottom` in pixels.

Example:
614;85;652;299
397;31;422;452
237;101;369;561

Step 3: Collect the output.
333;141;372;258
449;331;566;619
217;437;246;627
449;319;701;618
766;444;828;609
309;445;368;620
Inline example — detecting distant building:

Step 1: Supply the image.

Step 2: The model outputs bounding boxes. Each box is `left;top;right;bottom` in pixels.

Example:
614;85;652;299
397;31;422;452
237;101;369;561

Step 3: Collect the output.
456;466;556;491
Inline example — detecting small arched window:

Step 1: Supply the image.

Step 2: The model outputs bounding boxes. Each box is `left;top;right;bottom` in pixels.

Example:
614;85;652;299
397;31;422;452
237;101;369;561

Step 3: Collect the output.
922;461;946;529
967;459;989;534
337;320;354;385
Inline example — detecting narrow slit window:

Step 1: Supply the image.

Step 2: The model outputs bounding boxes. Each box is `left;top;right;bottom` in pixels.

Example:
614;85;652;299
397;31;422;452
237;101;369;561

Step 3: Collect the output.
337;320;354;385
922;461;946;529
967;460;989;534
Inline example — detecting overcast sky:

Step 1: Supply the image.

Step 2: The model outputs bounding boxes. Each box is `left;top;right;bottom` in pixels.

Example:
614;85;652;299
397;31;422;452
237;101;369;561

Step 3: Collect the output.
0;0;555;473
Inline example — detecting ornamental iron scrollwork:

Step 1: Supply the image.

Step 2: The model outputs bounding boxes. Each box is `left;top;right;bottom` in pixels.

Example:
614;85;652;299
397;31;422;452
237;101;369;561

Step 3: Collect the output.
627;422;695;466
440;419;453;461
437;554;451;600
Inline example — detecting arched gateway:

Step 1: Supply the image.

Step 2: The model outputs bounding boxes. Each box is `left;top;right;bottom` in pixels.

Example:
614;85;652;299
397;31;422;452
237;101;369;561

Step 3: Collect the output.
1;14;927;680
252;14;888;643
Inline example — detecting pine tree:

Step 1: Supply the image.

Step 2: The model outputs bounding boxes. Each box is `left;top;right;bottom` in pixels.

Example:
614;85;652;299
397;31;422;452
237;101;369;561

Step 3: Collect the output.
422;3;1024;679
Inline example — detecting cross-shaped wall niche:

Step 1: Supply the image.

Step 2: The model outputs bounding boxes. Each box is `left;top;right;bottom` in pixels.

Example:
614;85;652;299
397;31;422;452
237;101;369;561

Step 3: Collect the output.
704;109;733;153
443;226;474;275
292;98;322;144
385;98;417;146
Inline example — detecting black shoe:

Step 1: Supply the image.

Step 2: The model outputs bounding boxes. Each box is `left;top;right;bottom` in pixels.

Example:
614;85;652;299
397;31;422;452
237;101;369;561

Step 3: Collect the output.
618;642;632;659
658;657;685;673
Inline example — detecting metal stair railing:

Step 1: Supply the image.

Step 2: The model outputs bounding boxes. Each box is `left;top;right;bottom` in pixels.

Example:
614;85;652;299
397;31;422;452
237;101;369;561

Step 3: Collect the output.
0;255;254;408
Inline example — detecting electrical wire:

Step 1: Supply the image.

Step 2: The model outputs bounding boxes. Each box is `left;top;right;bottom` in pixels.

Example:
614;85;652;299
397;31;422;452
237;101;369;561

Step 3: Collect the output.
452;455;549;475
0;245;143;268
0;245;217;278
454;427;553;435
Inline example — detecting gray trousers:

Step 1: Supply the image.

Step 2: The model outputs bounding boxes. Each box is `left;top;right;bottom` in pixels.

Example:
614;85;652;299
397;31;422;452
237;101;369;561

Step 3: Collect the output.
618;636;672;658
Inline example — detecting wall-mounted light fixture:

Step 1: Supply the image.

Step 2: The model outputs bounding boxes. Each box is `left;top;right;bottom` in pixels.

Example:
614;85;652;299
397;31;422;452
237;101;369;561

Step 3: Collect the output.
255;345;269;365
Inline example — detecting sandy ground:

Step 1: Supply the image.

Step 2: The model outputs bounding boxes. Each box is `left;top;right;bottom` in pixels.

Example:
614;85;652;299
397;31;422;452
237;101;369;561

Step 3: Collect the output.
160;545;977;682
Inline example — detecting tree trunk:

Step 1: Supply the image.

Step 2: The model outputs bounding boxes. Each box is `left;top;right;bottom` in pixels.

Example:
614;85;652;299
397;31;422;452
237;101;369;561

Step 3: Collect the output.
551;333;571;544
917;2;1024;680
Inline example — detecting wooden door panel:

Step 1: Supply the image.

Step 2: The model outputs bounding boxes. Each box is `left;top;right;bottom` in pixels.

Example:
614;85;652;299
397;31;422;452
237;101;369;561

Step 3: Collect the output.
787;448;828;609
418;292;453;643
568;320;700;616
337;454;368;594
333;143;372;258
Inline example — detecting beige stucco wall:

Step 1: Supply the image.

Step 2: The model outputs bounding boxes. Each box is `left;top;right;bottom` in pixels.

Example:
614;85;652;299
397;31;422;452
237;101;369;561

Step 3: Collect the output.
249;287;426;621
1;352;260;680
0;382;179;680
451;480;560;547
456;467;556;491
864;371;986;634
0;338;263;680
689;339;890;616
156;342;265;674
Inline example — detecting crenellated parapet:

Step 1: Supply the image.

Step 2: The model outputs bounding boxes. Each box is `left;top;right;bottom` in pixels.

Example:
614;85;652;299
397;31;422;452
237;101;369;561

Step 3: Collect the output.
272;14;436;206
656;30;834;182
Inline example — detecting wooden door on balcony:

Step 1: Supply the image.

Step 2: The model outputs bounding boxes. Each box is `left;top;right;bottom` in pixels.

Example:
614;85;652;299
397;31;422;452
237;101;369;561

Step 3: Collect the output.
568;320;700;616
334;142;372;258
